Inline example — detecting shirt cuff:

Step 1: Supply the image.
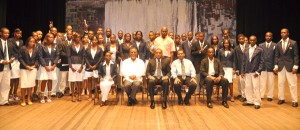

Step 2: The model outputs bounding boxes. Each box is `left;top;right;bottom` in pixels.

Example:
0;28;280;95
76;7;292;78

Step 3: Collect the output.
255;71;260;75
293;65;299;70
0;60;3;64
274;65;278;70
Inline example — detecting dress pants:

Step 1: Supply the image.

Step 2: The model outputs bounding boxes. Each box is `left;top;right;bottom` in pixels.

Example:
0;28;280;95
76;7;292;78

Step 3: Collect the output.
245;73;261;105
123;80;142;100
204;77;229;103
148;76;169;101
259;71;274;98
59;71;69;94
237;75;246;98
51;68;60;95
278;67;298;102
100;79;114;102
0;70;11;104
173;76;196;101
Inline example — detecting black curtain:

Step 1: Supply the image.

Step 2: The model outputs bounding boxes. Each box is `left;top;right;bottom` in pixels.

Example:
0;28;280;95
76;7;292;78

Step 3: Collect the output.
0;0;7;27
237;0;300;44
5;0;66;40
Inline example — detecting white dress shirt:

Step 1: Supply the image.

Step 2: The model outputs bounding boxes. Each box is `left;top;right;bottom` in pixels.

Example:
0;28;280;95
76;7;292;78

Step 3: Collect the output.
103;61;114;80
1;39;10;70
121;58;145;82
249;44;256;62
208;58;215;76
171;58;196;78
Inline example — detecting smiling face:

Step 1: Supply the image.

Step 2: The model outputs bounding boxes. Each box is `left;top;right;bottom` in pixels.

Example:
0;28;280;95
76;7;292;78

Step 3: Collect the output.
130;48;138;61
249;36;257;47
177;50;185;60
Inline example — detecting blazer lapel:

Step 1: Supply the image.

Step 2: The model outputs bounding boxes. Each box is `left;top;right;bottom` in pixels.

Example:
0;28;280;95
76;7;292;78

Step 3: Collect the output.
0;40;3;55
213;59;218;74
251;48;260;61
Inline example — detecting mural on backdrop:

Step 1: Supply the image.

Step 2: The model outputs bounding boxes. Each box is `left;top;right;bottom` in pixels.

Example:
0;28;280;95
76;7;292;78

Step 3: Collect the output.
66;0;236;41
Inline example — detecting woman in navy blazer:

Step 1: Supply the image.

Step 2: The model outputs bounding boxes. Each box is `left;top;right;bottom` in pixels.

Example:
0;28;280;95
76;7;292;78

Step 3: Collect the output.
39;33;60;103
19;36;39;106
218;39;235;102
98;51;118;106
84;36;103;100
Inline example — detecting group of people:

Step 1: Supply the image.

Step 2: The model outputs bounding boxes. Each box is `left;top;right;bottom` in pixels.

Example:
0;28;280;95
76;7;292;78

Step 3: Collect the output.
0;24;298;110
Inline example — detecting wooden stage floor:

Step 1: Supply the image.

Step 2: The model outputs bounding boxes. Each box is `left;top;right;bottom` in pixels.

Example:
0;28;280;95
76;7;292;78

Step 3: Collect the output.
0;75;300;130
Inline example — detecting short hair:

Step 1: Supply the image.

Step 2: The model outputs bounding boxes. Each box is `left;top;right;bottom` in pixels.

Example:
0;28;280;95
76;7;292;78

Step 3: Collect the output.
237;34;245;39
1;27;9;33
14;28;22;33
177;49;185;54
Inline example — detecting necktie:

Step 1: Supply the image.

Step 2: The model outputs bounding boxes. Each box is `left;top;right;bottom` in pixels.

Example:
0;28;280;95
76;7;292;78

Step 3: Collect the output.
181;60;186;79
3;41;7;60
156;59;162;79
267;43;269;48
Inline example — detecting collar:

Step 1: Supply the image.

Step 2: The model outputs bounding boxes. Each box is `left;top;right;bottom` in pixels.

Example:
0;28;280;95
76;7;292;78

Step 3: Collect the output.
280;37;289;43
249;44;257;49
1;38;7;43
266;41;272;44
103;61;114;66
208;57;214;62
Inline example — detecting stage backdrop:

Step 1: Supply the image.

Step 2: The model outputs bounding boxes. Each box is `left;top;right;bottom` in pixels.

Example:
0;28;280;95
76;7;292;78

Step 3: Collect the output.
66;0;236;41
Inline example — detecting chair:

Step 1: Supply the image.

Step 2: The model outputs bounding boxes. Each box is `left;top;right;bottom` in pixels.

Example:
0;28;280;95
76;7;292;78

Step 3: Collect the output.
94;80;120;105
120;76;146;105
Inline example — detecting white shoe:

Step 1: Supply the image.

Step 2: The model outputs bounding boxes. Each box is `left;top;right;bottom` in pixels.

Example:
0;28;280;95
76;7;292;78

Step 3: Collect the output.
40;99;45;104
47;99;52;103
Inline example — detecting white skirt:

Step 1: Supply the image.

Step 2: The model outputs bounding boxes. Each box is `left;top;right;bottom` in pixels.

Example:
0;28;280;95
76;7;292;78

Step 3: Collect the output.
223;67;233;83
84;70;99;78
20;69;37;88
11;60;20;78
39;66;57;80
68;64;84;82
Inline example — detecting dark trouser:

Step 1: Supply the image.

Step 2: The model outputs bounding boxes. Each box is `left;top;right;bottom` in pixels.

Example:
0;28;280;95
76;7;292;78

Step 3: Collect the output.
204;77;229;103
173;76;197;101
123;80;142;99
148;77;169;101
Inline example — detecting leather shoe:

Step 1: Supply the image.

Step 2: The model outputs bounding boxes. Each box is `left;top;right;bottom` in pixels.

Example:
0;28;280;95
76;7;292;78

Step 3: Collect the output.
222;102;229;108
236;95;242;99
267;98;273;101
150;101;155;109
254;105;260;109
100;101;105;107
242;102;254;106
292;102;298;107
207;102;213;108
184;99;190;106
162;102;167;109
277;100;285;105
239;97;246;102
127;99;133;106
178;100;183;105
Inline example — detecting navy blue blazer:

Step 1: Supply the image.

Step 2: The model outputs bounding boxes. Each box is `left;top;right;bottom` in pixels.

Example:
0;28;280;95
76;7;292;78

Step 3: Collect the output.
241;46;264;74
131;40;147;61
19;46;39;69
39;44;60;67
84;46;103;71
218;48;235;68
67;43;85;68
98;61;118;84
181;40;195;61
8;38;24;58
233;43;249;72
275;39;299;72
259;42;276;72
191;41;211;73
0;40;14;71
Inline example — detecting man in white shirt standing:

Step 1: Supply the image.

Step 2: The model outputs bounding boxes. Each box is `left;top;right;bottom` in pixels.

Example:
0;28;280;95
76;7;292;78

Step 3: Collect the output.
121;47;145;106
154;26;175;63
0;27;15;106
274;28;299;107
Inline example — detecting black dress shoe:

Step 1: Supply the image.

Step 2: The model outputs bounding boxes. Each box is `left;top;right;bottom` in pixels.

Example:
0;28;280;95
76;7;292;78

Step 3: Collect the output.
277;100;285;105
239;97;246;102
162;102;167;109
178;100;183;105
150;101;155;109
292;102;298;107
236;95;242;99
242;102;254;106
184;99;190;106
0;103;10;106
222;102;229;108
254;105;260;109
127;100;133;106
207;102;213;108
267;98;273;101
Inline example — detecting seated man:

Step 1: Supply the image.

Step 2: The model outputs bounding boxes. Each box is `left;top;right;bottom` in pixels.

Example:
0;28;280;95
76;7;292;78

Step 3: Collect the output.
146;48;170;109
200;47;229;108
171;49;197;105
121;47;145;106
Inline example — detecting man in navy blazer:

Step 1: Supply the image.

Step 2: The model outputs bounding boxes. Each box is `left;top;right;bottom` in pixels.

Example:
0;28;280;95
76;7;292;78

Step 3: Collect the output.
274;28;299;107
241;35;264;109
181;31;195;61
0;27;15;105
259;32;276;101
